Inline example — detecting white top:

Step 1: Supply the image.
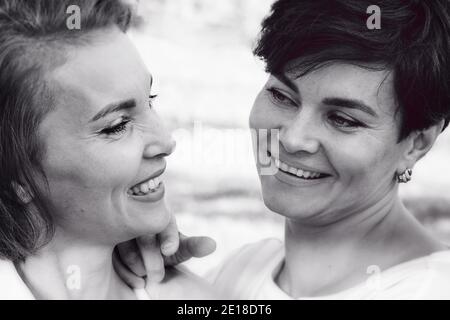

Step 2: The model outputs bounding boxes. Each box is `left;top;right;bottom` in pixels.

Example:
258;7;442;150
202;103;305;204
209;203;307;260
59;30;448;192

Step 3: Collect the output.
211;238;450;300
0;259;212;300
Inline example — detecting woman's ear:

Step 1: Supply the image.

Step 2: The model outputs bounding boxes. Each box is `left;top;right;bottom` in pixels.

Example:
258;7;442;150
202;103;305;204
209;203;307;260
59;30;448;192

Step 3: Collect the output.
12;182;33;204
401;119;445;167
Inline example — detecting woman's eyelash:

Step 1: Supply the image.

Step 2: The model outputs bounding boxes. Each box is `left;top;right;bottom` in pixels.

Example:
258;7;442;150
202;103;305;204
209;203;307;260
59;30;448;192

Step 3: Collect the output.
98;94;157;137
100;117;131;136
148;94;158;108
328;113;364;129
266;87;296;106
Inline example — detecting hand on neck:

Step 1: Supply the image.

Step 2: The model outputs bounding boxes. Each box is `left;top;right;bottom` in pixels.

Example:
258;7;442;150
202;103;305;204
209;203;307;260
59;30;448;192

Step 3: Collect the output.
15;229;136;300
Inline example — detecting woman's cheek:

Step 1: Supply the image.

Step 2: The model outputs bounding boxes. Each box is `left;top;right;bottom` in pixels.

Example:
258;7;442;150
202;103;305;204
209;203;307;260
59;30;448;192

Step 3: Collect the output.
66;138;142;190
250;98;281;131
97;142;143;185
332;134;394;182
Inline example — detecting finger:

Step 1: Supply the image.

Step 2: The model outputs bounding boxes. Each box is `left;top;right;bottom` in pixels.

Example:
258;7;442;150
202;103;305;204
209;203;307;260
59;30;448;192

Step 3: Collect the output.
112;249;146;289
136;235;165;283
184;236;217;257
158;215;180;256
116;239;146;277
164;236;216;266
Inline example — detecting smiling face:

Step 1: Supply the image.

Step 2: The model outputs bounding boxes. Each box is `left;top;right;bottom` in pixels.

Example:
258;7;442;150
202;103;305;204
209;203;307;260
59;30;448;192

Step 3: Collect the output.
37;28;175;244
250;62;410;223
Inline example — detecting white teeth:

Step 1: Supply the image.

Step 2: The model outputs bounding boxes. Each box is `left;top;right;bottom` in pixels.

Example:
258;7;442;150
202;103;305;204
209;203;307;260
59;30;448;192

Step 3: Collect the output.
140;183;149;193
275;159;280;167
273;157;324;180
130;176;163;196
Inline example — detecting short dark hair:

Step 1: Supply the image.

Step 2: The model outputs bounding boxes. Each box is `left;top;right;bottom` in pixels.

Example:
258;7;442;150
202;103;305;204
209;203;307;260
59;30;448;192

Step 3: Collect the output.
0;0;132;261
254;0;450;140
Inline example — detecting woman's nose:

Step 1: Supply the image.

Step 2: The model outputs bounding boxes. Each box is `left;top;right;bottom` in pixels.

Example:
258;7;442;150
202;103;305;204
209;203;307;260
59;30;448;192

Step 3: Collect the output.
279;113;321;155
142;116;176;159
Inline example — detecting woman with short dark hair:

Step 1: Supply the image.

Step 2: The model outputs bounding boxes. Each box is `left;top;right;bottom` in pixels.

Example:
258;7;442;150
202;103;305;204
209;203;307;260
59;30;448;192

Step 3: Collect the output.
123;0;450;299
209;0;450;299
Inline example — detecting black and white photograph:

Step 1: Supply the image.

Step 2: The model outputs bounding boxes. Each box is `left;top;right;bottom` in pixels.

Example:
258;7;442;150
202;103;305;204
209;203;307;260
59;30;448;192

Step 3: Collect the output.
0;0;449;302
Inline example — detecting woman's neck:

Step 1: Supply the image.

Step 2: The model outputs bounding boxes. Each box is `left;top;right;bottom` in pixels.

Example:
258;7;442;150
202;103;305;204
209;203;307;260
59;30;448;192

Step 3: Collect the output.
278;192;445;298
16;230;136;300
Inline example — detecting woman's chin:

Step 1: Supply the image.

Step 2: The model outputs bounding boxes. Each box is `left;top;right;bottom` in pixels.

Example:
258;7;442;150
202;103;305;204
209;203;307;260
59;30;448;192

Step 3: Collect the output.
127;202;172;236
261;184;321;220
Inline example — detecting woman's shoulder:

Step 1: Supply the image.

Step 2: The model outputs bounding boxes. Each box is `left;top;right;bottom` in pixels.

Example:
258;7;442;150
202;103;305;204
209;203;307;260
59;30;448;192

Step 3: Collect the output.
142;265;219;300
206;238;284;299
415;250;450;299
372;250;450;299
219;238;283;270
209;238;283;279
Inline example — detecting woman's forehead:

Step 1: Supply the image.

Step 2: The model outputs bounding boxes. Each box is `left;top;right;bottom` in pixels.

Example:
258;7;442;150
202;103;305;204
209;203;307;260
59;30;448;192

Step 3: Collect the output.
45;32;150;122
54;32;148;88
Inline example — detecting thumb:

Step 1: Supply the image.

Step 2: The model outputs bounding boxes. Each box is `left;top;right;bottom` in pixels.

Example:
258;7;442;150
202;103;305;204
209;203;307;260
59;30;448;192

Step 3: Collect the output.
164;236;216;266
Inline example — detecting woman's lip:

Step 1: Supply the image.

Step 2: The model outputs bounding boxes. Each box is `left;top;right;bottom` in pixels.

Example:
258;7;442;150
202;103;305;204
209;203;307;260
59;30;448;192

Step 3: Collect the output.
267;150;330;175
260;154;332;186
273;168;331;187
130;166;166;189
128;182;165;203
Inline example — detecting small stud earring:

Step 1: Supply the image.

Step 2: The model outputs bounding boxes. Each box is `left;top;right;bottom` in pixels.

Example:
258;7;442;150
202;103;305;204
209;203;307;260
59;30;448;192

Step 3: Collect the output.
397;168;412;183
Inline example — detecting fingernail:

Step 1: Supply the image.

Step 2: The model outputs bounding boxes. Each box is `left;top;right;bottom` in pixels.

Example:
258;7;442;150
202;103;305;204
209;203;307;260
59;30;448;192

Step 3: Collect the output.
161;243;175;256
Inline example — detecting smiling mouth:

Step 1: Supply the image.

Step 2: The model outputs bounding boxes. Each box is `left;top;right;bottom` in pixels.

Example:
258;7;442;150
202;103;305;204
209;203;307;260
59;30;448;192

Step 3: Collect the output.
268;151;331;180
128;172;164;196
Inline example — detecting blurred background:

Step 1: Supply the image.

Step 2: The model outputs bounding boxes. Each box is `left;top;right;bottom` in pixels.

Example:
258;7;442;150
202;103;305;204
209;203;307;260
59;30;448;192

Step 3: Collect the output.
126;0;450;276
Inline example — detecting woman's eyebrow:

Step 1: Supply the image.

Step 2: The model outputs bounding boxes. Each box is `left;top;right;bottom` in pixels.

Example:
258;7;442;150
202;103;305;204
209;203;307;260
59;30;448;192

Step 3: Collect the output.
322;97;378;117
274;74;299;94
90;99;136;122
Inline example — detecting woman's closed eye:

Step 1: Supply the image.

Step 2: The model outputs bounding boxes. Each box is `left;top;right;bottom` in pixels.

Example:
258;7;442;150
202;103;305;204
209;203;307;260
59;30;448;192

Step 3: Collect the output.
266;87;297;108
99;116;132;136
98;93;157;136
